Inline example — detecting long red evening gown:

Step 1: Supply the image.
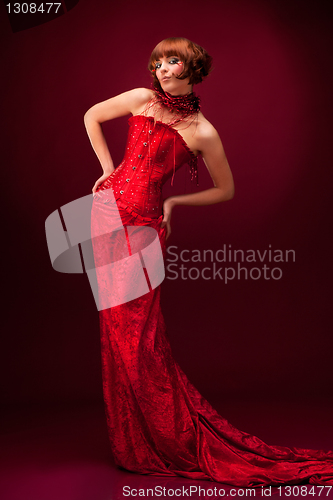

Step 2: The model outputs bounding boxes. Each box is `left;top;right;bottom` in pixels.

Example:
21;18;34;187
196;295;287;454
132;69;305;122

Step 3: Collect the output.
91;114;333;487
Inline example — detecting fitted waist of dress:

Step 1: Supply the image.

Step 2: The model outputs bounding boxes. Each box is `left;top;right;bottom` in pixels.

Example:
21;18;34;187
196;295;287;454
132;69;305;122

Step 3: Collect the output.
100;167;163;219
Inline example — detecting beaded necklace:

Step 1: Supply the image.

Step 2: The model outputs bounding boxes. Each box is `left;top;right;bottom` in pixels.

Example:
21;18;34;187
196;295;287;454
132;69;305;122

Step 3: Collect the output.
152;84;201;124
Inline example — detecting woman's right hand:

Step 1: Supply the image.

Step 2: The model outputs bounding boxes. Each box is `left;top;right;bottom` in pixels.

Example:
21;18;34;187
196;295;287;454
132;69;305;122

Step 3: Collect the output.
161;197;176;240
92;172;112;194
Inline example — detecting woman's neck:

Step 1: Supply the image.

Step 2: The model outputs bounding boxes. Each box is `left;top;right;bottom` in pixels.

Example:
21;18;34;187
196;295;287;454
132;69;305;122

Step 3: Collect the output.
167;86;193;97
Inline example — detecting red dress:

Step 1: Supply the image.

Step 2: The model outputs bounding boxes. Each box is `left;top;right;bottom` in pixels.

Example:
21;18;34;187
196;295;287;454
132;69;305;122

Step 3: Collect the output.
91;114;333;487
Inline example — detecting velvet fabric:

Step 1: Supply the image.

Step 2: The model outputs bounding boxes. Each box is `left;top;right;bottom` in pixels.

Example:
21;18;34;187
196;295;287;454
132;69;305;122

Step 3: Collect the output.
91;115;333;487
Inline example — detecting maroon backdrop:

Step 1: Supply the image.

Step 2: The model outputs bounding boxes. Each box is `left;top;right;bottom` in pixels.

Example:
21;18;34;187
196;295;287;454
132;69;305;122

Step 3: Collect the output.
1;0;332;411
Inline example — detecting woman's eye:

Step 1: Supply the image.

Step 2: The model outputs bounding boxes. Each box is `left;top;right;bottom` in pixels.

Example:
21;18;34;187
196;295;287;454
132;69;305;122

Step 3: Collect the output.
154;58;180;70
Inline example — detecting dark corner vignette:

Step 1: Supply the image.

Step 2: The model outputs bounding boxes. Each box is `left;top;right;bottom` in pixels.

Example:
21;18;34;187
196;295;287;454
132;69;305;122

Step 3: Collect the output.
3;0;80;32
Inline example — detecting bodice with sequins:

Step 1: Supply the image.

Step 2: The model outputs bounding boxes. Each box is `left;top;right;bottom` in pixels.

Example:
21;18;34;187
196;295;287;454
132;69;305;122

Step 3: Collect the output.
98;114;197;219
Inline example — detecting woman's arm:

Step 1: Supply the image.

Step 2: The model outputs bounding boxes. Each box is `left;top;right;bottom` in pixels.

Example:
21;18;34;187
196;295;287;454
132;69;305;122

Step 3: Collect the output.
162;122;234;238
84;88;153;192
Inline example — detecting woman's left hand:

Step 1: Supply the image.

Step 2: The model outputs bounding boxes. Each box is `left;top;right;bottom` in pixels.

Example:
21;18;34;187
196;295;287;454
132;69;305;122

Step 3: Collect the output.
161;198;175;240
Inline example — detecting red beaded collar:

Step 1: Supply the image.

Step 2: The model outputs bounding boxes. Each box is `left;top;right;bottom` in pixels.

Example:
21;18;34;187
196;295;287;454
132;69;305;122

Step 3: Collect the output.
152;84;200;119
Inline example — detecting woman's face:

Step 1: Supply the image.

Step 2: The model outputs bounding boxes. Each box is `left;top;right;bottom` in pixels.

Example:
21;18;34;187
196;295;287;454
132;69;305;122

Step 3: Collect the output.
154;55;192;95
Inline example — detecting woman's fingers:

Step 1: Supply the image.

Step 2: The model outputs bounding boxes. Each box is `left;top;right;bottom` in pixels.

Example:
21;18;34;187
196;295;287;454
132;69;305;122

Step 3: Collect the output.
92;180;100;193
92;174;110;193
164;219;171;239
161;213;168;227
161;214;171;239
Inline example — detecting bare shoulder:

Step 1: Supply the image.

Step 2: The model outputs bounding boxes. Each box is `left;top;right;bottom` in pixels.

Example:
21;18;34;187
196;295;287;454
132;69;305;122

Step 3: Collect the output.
128;88;154;113
196;113;220;140
191;112;222;154
129;87;154;102
85;88;154;122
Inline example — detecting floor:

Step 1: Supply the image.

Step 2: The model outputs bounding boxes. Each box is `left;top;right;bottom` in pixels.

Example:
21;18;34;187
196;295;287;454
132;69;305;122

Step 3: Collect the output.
1;398;333;500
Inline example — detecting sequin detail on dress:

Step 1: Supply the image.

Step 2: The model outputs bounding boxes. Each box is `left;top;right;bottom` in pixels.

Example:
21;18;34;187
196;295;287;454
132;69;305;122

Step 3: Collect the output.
99;115;198;219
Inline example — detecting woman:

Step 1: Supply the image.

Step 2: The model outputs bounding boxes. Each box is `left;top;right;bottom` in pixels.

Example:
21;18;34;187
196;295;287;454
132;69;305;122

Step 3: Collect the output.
85;38;333;487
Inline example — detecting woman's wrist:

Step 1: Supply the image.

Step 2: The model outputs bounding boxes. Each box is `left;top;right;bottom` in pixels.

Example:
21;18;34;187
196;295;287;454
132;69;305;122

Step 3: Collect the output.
164;196;177;210
102;167;114;175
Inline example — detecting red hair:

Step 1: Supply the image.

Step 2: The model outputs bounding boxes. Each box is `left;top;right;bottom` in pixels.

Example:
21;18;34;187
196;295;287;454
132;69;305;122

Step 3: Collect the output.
148;38;212;89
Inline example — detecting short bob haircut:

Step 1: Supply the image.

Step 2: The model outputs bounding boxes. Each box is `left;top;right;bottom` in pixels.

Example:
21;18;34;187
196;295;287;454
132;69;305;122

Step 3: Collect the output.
148;37;213;90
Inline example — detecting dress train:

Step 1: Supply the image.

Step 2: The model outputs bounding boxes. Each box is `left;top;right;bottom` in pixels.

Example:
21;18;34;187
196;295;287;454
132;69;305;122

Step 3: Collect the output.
92;204;333;488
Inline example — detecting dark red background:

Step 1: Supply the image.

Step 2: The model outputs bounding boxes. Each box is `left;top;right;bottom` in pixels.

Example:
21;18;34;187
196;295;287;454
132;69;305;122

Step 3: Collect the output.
1;0;332;421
